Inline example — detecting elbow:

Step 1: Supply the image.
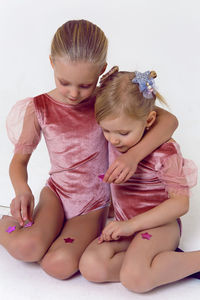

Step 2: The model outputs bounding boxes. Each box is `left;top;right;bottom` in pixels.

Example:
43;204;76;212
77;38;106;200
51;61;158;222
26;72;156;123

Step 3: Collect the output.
180;197;189;216
181;204;189;216
169;113;178;132
173;115;179;131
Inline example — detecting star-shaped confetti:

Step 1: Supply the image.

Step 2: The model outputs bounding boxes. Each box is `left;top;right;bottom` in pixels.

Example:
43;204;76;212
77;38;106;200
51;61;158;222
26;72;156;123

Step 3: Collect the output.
141;232;152;240
24;221;33;228
64;237;74;243
6;226;16;233
98;174;105;181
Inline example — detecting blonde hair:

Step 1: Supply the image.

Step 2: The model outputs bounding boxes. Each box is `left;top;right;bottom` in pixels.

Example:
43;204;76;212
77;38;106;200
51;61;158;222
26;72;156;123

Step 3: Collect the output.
51;19;108;67
95;70;167;123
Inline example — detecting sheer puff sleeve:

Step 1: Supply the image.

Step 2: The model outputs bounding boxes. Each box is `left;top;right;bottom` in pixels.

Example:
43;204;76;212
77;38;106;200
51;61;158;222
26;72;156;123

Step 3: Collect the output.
6;98;41;154
159;152;198;197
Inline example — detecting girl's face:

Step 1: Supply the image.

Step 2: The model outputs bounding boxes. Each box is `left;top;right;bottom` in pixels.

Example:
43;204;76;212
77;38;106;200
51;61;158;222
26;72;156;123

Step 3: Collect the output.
51;57;105;105
100;113;154;153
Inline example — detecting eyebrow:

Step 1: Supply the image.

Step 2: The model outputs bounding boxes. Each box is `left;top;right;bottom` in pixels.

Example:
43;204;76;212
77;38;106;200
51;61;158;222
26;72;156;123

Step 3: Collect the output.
102;127;130;133
58;78;93;85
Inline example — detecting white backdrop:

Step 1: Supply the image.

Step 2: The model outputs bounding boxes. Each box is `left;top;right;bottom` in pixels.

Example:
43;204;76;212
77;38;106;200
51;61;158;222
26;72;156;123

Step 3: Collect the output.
0;0;199;243
1;1;200;299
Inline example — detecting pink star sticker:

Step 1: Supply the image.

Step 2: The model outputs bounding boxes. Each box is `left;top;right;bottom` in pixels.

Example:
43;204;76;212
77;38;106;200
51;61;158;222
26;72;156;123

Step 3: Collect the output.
6;226;16;233
98;174;105;181
141;232;152;240
64;237;74;243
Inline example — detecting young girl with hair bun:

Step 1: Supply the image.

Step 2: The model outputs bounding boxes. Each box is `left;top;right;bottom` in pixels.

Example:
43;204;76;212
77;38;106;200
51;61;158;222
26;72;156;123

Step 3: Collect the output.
80;67;198;292
0;20;177;280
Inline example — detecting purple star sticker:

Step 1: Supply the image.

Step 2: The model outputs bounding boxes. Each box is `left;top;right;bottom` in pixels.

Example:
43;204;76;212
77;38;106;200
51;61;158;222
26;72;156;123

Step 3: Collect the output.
141;232;152;240
24;221;33;228
6;226;16;233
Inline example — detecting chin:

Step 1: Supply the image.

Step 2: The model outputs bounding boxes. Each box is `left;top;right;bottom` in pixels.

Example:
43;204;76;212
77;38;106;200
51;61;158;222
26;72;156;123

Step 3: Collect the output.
115;146;128;153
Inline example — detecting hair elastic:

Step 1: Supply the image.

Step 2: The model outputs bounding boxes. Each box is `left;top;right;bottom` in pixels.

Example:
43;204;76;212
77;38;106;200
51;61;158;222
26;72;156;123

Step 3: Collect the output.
99;66;119;86
132;71;156;99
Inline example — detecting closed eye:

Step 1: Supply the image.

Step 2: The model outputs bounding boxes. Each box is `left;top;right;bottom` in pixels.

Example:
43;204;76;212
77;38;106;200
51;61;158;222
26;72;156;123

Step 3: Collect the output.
59;81;69;86
79;84;92;89
119;132;129;136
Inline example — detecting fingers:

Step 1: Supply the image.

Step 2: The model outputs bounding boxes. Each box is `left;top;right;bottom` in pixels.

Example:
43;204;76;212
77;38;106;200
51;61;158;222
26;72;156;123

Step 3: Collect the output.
104;163;125;184
10;194;34;226
103;164;118;183
21;199;29;223
115;169;135;184
28;199;34;222
10;198;24;226
113;168;132;184
98;221;121;243
104;165;131;184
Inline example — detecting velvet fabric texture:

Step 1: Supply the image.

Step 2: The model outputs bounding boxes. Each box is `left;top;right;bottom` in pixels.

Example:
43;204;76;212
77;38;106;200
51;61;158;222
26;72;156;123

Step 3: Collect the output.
109;141;197;221
7;94;110;219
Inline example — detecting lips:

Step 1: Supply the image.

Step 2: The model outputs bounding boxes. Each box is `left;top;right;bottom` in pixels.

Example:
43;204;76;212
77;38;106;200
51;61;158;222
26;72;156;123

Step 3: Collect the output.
68;98;79;102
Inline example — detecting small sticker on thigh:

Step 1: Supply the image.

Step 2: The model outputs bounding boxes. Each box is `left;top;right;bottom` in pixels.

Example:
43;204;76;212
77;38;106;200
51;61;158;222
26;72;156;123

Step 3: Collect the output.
141;232;152;240
64;237;74;243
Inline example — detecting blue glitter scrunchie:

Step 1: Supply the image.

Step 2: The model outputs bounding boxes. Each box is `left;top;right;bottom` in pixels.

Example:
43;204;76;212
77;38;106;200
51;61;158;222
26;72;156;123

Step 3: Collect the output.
132;71;155;99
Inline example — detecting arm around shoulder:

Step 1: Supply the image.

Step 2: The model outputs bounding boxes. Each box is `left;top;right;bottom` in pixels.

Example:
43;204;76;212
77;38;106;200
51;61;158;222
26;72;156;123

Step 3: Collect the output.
127;107;178;164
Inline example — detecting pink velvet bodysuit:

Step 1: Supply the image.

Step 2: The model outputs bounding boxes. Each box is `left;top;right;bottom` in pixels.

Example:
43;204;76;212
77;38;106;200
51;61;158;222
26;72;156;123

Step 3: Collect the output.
109;141;197;221
7;94;110;219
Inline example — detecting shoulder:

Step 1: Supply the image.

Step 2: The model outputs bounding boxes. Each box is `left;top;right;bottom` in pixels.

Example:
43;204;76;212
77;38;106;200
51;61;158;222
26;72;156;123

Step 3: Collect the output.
142;139;180;171
156;139;180;157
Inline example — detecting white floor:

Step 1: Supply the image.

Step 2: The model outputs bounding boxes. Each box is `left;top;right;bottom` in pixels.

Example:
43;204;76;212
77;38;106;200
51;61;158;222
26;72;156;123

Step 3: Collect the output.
1;186;200;300
1;121;200;300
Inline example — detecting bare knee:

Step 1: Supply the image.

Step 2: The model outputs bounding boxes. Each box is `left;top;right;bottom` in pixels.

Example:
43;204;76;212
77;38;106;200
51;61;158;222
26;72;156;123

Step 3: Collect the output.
120;266;154;294
41;248;79;280
80;249;110;282
9;233;47;262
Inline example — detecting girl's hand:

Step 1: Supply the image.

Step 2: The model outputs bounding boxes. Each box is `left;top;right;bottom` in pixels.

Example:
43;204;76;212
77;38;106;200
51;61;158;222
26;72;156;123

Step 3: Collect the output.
103;152;138;184
98;220;134;243
10;192;34;226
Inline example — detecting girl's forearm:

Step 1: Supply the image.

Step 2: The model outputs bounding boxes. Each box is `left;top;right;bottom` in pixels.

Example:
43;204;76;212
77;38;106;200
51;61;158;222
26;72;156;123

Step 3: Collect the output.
127;108;178;163
9;155;32;196
130;195;188;233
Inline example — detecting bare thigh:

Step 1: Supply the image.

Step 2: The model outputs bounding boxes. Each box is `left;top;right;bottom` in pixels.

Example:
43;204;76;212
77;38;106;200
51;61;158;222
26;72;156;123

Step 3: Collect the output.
80;235;132;282
82;236;131;260
120;221;180;291
123;220;180;267
40;206;109;279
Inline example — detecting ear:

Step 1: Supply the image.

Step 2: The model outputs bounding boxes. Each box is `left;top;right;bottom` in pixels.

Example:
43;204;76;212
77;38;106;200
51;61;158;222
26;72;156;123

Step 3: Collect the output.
146;111;156;129
99;63;107;76
49;55;55;68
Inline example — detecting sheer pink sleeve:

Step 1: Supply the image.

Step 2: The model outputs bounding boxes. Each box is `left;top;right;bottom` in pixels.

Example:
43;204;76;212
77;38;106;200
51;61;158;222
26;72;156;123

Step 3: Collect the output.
159;153;198;196
6;98;41;154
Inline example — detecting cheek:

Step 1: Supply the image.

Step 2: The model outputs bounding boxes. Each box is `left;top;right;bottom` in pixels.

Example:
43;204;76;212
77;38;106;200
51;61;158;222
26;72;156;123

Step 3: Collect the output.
55;81;67;93
103;133;109;141
84;87;95;97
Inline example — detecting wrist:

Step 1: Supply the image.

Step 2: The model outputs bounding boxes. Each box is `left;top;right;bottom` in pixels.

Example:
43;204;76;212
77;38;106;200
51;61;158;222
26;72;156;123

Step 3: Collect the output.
14;185;33;197
127;145;143;164
128;218;138;234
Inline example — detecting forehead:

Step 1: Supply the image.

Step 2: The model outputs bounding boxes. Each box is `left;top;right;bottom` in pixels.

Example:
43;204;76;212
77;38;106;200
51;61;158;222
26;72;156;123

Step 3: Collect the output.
53;58;101;83
100;114;141;130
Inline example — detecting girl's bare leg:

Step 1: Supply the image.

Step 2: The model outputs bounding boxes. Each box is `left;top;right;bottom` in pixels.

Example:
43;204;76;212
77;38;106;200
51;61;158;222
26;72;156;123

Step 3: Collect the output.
120;221;200;293
40;206;109;280
0;187;64;262
80;237;131;282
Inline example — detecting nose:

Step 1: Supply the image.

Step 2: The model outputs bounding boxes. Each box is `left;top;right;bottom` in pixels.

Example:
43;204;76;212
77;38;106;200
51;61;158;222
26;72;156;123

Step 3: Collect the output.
110;136;120;145
70;87;79;98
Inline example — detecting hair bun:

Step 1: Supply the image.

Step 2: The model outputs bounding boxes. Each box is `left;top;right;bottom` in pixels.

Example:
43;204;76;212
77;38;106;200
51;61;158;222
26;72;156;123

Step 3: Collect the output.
150;71;157;79
99;66;119;85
